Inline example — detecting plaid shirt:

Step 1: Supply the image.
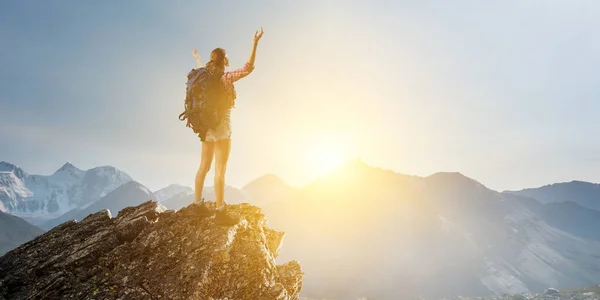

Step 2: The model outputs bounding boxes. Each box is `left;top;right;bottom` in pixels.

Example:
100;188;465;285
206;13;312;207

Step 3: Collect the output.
221;62;255;105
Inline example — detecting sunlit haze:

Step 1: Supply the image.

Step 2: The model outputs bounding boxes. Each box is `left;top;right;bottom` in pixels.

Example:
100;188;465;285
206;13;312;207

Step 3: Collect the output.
1;1;600;192
3;3;600;300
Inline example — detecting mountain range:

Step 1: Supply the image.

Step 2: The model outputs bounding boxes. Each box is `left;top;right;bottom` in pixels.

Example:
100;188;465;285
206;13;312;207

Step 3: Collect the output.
39;181;156;230
0;161;131;217
259;160;600;299
1;159;599;299
505;181;600;211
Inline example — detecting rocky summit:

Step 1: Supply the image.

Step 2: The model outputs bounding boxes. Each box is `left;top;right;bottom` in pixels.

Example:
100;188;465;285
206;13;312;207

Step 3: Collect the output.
0;201;303;300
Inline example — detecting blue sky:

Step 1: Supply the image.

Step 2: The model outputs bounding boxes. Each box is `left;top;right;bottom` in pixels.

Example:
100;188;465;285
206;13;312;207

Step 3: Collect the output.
1;1;599;192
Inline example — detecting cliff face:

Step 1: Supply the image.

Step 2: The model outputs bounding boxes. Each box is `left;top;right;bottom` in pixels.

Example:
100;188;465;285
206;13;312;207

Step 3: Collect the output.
0;201;303;300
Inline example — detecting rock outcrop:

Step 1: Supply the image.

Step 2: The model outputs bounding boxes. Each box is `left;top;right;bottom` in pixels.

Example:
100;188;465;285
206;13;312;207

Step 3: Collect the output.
0;201;303;300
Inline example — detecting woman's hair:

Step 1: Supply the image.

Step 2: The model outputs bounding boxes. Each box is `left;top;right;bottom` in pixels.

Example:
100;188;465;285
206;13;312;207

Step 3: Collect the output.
206;48;227;75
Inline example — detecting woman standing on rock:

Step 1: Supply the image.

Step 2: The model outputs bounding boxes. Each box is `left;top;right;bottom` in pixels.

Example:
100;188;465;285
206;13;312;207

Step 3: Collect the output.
191;27;264;225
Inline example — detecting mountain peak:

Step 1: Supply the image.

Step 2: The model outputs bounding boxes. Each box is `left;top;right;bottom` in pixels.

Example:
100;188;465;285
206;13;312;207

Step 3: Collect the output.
508;180;600;193
338;157;371;170
568;180;599;187
0;201;303;299
59;162;77;171
505;179;600;211
162;183;193;191
243;173;288;190
0;161;27;178
325;158;407;181
426;171;484;187
0;161;13;167
53;162;83;175
83;165;132;182
88;165;118;173
120;180;153;195
428;171;467;178
153;184;193;202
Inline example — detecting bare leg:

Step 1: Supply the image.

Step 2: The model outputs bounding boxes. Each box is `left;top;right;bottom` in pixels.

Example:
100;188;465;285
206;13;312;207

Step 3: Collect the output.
195;141;215;203
213;139;231;209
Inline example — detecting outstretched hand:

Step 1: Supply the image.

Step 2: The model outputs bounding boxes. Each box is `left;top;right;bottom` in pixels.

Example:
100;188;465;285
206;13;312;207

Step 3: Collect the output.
192;48;202;68
253;27;264;44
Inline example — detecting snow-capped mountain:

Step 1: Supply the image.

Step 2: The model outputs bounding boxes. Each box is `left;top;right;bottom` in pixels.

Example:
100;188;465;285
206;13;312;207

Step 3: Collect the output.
0;171;32;210
0;161;27;179
41;181;155;230
5;158;600;299
153;184;193;202
0;161;132;216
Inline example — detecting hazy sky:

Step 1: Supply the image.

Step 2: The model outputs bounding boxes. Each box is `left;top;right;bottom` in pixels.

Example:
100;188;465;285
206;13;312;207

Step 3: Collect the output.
1;1;599;192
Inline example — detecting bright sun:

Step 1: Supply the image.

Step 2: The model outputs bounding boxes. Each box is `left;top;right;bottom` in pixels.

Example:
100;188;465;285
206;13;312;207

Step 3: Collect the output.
304;138;351;176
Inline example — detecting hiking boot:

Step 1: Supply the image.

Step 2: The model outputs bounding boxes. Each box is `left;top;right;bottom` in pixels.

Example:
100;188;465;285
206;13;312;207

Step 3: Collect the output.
193;199;213;216
215;206;240;226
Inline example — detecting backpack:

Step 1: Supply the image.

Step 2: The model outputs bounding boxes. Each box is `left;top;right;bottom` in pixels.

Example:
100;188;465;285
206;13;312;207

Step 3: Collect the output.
178;67;226;141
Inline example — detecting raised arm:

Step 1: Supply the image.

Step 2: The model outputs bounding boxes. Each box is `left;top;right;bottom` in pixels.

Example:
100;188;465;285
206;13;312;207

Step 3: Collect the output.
223;27;264;83
248;27;264;67
192;48;202;68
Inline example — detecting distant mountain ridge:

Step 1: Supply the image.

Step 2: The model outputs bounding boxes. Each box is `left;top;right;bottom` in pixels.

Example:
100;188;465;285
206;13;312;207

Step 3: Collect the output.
0;210;44;256
153;184;193;202
242;174;297;207
3;158;600;299
160;185;247;211
505;180;600;211
259;160;600;299
0;161;132;216
40;181;155;230
158;174;297;211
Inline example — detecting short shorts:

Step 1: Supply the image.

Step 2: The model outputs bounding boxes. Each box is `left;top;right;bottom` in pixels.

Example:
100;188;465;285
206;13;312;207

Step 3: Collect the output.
204;109;232;142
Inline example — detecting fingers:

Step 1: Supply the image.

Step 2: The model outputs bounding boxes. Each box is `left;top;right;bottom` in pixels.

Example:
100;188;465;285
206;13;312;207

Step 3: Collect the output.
253;27;264;43
254;27;264;40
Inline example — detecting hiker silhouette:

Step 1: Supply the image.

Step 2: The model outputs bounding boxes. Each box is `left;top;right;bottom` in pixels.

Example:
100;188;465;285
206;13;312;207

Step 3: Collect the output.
182;27;264;226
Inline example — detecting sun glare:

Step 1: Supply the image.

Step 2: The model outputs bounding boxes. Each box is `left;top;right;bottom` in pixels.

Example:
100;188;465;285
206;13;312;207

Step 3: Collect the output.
304;137;351;177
